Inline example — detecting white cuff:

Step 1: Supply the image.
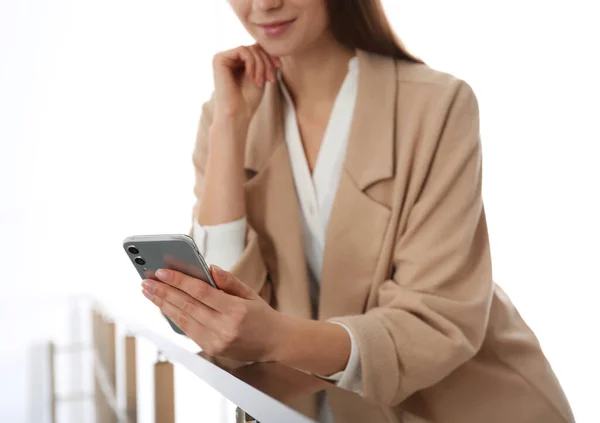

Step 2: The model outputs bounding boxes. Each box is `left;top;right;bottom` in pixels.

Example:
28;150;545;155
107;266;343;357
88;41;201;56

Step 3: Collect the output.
316;321;363;395
192;217;246;271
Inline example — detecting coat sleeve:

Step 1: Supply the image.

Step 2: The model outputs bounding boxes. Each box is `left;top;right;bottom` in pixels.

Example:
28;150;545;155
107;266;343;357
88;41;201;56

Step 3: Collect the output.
331;80;493;405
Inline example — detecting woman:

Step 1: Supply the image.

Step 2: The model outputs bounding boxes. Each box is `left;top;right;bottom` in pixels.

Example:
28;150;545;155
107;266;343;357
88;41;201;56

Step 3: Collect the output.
141;1;574;421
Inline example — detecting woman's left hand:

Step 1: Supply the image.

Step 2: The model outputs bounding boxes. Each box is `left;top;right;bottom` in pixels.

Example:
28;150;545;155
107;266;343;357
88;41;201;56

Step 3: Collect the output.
141;265;286;363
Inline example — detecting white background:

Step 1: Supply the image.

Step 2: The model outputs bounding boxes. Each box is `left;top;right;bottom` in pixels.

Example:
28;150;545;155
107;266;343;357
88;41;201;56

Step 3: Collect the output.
1;0;598;422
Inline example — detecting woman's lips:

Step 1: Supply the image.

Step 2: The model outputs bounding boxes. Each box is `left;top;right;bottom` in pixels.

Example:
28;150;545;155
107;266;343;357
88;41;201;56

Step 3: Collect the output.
258;19;295;37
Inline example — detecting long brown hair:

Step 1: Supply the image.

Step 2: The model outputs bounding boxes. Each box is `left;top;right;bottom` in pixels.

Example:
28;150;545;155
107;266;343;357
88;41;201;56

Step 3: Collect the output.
327;0;424;64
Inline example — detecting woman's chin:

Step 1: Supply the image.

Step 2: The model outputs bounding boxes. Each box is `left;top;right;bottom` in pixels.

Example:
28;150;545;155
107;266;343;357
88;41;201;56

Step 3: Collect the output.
256;40;298;59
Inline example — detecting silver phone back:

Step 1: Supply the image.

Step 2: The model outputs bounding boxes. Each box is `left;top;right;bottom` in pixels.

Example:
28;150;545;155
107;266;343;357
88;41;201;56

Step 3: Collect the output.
122;234;217;288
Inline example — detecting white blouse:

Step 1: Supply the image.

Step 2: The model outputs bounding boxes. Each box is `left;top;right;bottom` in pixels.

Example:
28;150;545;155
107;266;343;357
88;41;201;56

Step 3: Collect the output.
193;56;363;395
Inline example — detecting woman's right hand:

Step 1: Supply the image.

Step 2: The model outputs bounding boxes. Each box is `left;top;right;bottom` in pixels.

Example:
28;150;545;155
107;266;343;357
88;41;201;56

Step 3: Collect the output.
212;44;280;125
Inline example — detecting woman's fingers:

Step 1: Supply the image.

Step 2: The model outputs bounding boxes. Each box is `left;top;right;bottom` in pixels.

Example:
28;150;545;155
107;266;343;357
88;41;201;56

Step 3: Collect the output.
142;279;220;329
214;47;243;73
213;44;279;87
236;46;256;82
211;43;280;121
151;269;233;313
215;46;255;80
256;47;276;83
156;294;208;338
210;265;256;299
248;45;265;86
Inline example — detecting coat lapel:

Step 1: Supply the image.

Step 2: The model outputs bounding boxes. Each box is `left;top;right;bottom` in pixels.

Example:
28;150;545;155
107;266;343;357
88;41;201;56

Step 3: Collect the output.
318;50;397;320
243;82;313;320
242;51;399;321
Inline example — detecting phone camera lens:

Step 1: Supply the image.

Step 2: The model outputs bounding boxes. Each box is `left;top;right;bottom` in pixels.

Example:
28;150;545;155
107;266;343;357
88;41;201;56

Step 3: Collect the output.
128;246;139;255
134;257;145;265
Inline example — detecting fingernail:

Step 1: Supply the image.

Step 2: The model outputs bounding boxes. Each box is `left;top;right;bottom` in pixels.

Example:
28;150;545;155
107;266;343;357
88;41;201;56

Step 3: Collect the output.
211;265;223;277
142;280;156;294
156;269;170;281
142;288;154;300
257;76;264;86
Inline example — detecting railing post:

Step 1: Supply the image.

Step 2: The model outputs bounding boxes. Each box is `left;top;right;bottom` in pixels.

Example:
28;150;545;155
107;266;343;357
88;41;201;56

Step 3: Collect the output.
92;310;104;422
154;359;175;423
48;341;57;423
236;407;259;423
106;321;117;394
125;335;138;423
92;308;118;423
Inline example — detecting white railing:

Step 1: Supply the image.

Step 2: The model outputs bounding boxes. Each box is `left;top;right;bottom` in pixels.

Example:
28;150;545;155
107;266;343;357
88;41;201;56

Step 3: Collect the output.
43;299;316;423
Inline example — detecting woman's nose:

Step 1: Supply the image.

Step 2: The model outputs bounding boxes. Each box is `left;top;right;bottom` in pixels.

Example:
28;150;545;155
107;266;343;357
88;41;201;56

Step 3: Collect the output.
253;0;283;12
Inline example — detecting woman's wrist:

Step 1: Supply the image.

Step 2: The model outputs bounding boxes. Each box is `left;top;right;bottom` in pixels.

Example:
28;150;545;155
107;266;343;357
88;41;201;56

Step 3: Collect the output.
208;119;248;162
211;113;251;138
265;312;297;363
267;313;351;377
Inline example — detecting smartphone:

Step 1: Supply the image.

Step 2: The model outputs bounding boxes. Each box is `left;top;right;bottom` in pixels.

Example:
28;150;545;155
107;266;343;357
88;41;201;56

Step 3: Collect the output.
123;234;217;335
122;234;217;288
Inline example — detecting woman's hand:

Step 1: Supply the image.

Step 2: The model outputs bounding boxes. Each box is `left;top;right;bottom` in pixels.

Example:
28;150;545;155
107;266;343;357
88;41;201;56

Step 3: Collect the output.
141;266;286;363
212;44;281;125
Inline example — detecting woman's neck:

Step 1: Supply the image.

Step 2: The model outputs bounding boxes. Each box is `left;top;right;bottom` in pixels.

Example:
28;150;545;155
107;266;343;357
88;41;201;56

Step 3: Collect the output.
279;33;355;112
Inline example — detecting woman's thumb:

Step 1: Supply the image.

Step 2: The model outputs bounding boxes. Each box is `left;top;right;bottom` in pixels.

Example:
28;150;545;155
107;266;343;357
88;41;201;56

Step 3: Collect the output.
210;265;254;299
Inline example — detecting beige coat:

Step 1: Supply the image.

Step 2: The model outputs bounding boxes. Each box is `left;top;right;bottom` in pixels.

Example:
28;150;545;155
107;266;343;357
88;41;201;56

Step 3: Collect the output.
190;49;574;423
